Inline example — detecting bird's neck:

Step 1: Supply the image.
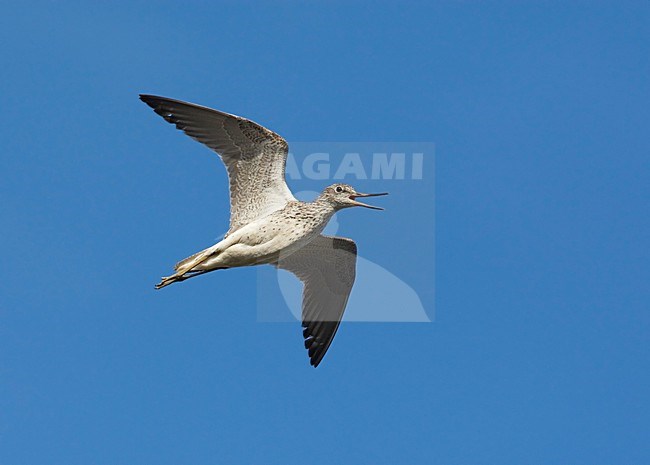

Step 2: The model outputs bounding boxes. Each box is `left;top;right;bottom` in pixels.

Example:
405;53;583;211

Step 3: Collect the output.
312;196;338;219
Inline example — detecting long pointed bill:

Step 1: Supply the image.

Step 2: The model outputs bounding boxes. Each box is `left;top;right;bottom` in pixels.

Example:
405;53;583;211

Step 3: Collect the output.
349;192;389;210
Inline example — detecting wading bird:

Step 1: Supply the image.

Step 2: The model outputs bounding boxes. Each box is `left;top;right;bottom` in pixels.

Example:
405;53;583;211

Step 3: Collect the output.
140;95;387;366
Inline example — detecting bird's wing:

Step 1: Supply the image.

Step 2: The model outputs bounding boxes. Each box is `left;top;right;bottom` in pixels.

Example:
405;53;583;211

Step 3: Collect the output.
140;95;295;234
274;235;357;367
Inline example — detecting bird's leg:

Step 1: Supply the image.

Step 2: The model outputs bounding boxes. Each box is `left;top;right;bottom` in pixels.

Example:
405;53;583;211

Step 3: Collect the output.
155;269;224;289
155;242;227;290
155;275;183;289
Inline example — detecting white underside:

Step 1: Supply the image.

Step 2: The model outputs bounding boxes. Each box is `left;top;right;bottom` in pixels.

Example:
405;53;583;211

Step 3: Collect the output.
193;216;328;271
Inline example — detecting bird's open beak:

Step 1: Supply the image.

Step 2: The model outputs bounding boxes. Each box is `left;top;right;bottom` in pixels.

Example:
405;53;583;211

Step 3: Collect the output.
349;192;389;210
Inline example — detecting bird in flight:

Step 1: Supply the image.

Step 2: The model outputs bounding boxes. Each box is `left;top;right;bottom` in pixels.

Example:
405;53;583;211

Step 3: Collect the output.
140;95;387;367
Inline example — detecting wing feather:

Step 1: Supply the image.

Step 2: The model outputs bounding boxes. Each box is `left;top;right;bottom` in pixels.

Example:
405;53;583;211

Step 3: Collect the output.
275;235;357;367
140;95;295;234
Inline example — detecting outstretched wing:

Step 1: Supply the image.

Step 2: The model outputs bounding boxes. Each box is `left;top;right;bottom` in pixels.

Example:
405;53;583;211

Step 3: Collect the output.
140;95;295;234
274;235;357;367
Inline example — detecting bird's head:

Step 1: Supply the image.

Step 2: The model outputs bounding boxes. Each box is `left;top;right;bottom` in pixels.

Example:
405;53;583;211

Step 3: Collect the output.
320;183;388;210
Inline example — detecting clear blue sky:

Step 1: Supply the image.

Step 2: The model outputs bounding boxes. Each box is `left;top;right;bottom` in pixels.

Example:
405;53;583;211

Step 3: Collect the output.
1;2;649;464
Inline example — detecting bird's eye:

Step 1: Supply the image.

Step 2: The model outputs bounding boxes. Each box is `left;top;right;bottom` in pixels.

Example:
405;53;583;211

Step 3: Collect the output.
335;186;343;193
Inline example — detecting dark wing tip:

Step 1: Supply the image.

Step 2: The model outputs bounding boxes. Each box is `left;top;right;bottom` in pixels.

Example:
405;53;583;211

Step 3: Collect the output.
139;94;182;114
310;350;325;368
304;326;334;368
139;94;162;107
138;94;185;127
139;94;171;116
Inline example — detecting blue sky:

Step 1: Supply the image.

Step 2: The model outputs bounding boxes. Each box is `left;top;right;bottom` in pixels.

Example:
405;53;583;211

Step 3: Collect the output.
1;1;649;464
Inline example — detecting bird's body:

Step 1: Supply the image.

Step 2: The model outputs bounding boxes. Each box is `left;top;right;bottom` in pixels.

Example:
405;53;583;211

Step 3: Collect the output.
140;94;387;366
189;199;336;271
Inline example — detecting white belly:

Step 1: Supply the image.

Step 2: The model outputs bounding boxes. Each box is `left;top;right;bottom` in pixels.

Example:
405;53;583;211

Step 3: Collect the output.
194;215;329;271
